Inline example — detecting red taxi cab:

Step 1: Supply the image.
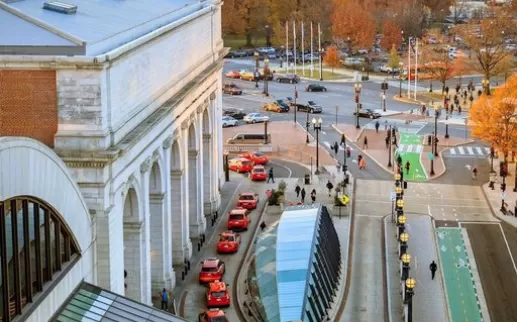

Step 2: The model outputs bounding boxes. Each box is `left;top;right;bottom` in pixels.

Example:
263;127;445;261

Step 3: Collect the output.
250;166;267;181
199;258;225;284
224;70;241;79
227;208;250;231
239;152;269;165
237;192;259;209
199;308;228;322
206;281;231;308
216;231;241;253
228;158;253;173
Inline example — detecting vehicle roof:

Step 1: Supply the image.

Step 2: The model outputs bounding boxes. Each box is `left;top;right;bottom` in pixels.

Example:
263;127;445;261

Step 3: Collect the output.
252;165;265;170
230;208;248;215
230;158;250;162
206;309;225;317
209;281;227;292
201;258;220;268
240;192;256;196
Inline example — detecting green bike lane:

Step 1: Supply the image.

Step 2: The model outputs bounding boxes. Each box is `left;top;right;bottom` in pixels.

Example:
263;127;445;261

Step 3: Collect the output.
436;228;483;322
395;133;427;182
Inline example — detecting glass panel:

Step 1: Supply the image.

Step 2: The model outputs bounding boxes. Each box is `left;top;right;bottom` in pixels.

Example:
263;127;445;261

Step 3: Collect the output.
28;202;37;291
6;202;14;301
39;207;47;283
60;230;66;262
17;205;26;304
49;216;55;275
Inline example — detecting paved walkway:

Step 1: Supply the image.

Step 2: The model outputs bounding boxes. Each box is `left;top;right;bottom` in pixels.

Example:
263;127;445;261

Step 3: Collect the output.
396;133;426;182
436;227;484;322
482;159;517;228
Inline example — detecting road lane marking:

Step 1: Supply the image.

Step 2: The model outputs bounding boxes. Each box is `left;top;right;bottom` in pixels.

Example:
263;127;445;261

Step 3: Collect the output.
498;224;517;275
428;204;434;217
458;147;465;154
450;149;456;155
467;147;474;155
475;147;483;155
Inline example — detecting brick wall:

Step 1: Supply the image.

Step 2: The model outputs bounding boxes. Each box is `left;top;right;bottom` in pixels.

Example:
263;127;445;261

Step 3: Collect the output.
0;70;58;147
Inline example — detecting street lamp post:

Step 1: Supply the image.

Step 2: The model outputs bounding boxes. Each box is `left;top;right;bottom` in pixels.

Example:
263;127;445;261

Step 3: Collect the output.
355;83;362;129
223;153;230;182
397;214;407;239
312;117;323;173
401;253;410;281
405;278;416;322
381;80;388;112
342;136;348;176
305;111;310;144
482;78;489;95
445;115;449;138
254;52;260;88
490;146;495;173
264;120;269;144
434;105;439;157
399;232;409;257
319;49;324;81
294;86;298;124
263;58;270;96
399;62;403;97
388;125;393;168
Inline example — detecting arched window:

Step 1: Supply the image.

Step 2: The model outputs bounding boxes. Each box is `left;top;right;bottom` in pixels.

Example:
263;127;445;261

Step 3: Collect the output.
0;197;79;322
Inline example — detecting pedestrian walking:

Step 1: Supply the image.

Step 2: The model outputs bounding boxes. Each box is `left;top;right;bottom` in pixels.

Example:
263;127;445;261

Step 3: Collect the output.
396;155;403;168
301;188;306;203
346;146;351;158
267;167;275;183
295;184;301;198
393;136;398;148
357;154;363;166
340;134;346;146
429;260;438;280
160;288;169;310
405;161;411;175
310;189;317;203
458;105;462;114
326;180;334;197
375;121;380;133
359;158;367;170
363;136;368;149
384;120;388;131
385;136;390;149
472;166;478;180
333;141;339;155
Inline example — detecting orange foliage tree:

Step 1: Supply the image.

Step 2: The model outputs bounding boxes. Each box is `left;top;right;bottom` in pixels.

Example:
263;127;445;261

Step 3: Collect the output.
469;74;517;164
423;50;457;93
324;46;341;74
331;0;376;50
380;20;402;50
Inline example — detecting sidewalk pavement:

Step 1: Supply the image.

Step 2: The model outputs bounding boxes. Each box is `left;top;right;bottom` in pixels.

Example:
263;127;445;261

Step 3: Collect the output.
385;215;449;322
393;89;483;112
482;160;517;228
223;121;337;166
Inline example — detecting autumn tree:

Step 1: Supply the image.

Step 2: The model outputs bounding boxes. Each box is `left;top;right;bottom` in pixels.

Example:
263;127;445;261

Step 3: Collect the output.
222;0;269;47
387;45;400;78
324;46;341;74
469;74;517;167
424;50;457;93
331;0;376;50
458;9;517;94
380;20;402;50
389;0;426;38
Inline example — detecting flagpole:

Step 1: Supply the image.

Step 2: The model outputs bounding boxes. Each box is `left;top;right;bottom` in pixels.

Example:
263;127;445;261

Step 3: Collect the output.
293;21;297;74
302;22;305;76
407;37;411;98
310;22;314;78
285;21;289;73
414;38;418;100
318;22;322;81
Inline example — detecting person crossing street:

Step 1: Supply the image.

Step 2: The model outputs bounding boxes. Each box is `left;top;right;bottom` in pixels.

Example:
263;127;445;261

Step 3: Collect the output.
326;180;334;197
295;184;301;198
429;260;438;280
333;142;339;155
267;167;275;183
405;161;411;175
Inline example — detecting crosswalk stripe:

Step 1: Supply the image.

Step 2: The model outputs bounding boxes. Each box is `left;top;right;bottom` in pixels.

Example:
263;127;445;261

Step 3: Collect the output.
458;147;465;154
324;141;331;149
416;145;423;153
398;144;405;152
407;145;413;153
467;147;474;155
475;147;483;155
450;148;456;155
484;147;490;153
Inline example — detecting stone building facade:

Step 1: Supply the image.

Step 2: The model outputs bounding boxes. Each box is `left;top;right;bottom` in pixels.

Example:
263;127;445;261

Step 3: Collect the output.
0;0;225;320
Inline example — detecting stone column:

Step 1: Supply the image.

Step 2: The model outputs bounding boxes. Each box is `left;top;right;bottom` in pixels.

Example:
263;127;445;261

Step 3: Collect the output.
188;150;205;238
211;91;222;208
203;134;214;215
160;137;175;289
171;169;191;264
139;160;152;305
123;220;145;302
94;205;125;295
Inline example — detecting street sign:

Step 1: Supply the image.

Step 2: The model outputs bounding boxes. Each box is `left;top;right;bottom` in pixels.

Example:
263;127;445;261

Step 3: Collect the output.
340;194;350;205
428;152;434;160
390;192;396;201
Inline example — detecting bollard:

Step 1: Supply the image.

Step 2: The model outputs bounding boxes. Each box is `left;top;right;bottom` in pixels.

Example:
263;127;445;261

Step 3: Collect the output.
197;243;201;251
215;211;218;220
181;271;185;280
211;217;215;226
202;234;206;243
187;260;191;271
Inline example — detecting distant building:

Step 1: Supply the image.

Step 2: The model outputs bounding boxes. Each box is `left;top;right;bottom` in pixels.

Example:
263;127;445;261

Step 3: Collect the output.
0;0;226;320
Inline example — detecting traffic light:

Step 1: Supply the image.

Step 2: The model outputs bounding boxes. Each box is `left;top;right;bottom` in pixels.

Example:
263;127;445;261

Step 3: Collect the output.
381;82;388;90
295;90;298;99
391;127;396;137
359;103;363;109
500;161;507;177
490;147;495;158
501;183;506;191
355;95;359;103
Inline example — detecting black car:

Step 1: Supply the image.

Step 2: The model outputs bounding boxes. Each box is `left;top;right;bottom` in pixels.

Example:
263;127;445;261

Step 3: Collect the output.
294;102;322;113
223;108;246;120
354;108;381;119
276;74;300;84
225;50;248;58
275;100;290;112
306;84;327;92
286;97;294;105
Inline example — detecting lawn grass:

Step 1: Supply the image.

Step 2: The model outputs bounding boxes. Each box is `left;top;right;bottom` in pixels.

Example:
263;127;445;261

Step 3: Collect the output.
223;35;266;49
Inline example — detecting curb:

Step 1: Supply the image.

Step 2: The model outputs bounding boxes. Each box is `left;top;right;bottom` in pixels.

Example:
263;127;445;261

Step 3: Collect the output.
331;124;364;143
427;150;447;180
432;220;453;322
392;95;424;106
383;216;393;322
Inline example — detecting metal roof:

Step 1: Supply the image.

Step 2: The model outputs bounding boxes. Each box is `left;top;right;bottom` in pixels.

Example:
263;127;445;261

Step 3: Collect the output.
276;205;320;322
52;282;189;322
1;0;205;55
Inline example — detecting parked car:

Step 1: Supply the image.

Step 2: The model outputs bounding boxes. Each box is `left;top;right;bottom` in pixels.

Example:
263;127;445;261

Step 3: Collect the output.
216;231;241;254
354;108;381;119
223;108;246;120
276;74;300;84
240;70;257;81
243;113;269;124
294;101;322;113
286;97;294;105
227;208;250;231
305;84;327;92
250;165;267;181
240;152;269;165
379;65;399;74
226;50;248;58
222;84;242;95
228;158;253;173
221;116;238;128
206;280;231;307
224;70;241;79
237;192;259;209
199;309;228;322
263;101;288;112
199;258;225;284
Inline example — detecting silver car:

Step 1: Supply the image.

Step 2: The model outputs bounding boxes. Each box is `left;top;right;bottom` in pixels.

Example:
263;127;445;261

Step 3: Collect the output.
222;116;238;127
243;113;270;124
